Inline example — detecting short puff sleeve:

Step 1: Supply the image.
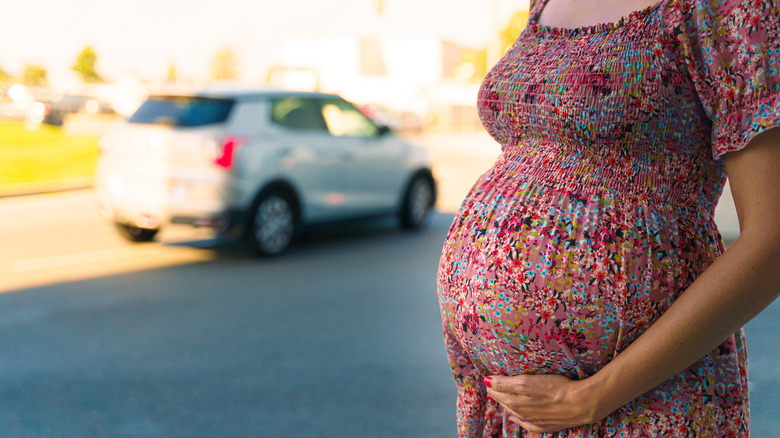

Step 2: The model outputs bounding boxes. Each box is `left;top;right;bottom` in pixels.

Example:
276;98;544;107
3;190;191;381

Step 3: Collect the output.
674;0;780;158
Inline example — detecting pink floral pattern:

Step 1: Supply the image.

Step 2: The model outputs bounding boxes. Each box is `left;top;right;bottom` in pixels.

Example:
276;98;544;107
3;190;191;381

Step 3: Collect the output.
437;0;780;436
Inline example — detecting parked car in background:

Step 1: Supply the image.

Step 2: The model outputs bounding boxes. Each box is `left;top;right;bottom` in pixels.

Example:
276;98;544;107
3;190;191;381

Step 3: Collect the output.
96;88;436;256
30;94;116;126
359;104;424;134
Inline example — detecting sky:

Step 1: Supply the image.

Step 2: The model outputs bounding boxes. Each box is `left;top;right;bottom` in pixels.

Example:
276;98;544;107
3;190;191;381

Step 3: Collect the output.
1;0;529;89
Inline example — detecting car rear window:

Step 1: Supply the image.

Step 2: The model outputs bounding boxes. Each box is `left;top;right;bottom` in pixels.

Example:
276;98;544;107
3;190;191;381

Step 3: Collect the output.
128;96;235;127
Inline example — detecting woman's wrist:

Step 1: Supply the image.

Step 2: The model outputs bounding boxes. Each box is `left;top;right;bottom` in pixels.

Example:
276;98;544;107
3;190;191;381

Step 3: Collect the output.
572;372;622;425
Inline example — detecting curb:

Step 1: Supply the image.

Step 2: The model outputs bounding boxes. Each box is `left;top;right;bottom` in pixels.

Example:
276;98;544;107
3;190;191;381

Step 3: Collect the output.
0;178;95;199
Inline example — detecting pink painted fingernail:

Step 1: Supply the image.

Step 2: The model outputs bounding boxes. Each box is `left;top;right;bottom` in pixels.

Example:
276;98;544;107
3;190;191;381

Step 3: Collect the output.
484;376;492;388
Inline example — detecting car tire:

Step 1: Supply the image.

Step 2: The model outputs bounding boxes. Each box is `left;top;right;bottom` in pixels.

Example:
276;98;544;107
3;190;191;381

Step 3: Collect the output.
114;222;159;242
248;190;297;256
400;174;435;229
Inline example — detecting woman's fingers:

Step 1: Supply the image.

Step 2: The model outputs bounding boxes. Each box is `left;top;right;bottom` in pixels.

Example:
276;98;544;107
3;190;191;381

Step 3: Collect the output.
485;374;530;393
510;417;548;433
486;374;570;407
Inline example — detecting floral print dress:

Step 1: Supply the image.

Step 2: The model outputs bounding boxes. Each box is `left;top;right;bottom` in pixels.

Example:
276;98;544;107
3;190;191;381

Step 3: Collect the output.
437;0;780;436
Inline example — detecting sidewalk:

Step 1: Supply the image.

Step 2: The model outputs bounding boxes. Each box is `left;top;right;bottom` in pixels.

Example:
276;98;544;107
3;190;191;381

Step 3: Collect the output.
407;131;502;213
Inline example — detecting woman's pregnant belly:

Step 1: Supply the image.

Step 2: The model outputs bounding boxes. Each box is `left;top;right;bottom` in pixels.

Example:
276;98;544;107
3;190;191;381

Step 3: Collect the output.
437;158;722;379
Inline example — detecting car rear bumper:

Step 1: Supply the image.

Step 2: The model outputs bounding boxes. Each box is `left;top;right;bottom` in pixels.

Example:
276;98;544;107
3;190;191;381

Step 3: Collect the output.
97;202;164;230
95;167;242;230
97;200;241;234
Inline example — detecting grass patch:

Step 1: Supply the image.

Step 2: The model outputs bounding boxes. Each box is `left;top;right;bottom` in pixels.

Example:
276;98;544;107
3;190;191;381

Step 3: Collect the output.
0;120;99;195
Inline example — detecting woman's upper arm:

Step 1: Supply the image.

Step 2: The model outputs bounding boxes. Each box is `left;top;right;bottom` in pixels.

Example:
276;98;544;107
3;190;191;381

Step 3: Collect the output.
723;127;780;240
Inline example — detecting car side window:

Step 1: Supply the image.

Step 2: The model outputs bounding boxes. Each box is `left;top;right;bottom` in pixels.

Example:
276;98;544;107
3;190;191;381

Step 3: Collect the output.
319;99;379;138
271;97;328;131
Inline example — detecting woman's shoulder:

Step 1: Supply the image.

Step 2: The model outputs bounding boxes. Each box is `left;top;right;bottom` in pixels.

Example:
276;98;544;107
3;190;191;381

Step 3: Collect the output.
528;0;547;14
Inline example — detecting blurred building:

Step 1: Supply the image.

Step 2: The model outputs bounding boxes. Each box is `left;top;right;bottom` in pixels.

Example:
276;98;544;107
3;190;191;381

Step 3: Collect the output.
267;36;486;133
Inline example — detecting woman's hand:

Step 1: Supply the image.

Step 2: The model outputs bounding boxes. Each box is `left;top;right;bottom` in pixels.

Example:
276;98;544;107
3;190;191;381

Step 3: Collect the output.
484;374;607;433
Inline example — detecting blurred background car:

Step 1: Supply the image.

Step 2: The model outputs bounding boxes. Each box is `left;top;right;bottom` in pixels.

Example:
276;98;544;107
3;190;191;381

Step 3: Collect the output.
29;94;116;126
359;104;424;134
96;88;436;256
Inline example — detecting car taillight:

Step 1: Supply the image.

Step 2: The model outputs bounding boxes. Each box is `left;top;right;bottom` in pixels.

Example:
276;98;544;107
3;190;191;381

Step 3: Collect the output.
212;136;248;169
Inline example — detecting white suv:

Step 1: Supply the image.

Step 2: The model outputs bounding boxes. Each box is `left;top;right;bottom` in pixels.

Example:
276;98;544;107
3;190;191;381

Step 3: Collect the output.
96;88;436;255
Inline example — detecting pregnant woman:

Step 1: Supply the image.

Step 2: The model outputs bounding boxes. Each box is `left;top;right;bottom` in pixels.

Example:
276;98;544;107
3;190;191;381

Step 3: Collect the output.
437;0;780;435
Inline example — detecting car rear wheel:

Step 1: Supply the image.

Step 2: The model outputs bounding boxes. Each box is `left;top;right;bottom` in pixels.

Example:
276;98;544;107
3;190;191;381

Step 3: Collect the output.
114;222;159;242
400;174;434;229
249;191;296;256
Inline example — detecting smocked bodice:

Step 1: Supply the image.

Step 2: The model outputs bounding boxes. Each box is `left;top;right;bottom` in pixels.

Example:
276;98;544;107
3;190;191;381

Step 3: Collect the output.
478;1;725;211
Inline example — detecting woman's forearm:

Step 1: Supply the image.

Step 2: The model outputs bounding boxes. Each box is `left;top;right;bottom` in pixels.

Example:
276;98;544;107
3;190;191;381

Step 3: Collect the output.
585;197;780;420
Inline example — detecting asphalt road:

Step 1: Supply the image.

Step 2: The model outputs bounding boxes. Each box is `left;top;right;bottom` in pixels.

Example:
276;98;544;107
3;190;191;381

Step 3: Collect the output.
1;191;458;437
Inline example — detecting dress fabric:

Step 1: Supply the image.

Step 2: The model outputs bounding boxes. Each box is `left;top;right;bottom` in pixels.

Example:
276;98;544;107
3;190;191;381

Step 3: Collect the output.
437;0;780;436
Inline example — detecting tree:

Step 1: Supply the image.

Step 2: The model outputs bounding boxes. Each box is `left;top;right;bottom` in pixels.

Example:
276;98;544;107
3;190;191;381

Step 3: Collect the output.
166;62;178;83
500;10;530;55
72;46;102;83
22;64;47;86
210;47;238;82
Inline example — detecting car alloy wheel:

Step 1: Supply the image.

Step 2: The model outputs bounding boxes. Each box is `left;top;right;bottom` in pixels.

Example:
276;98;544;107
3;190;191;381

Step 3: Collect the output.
401;176;434;229
252;193;295;256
